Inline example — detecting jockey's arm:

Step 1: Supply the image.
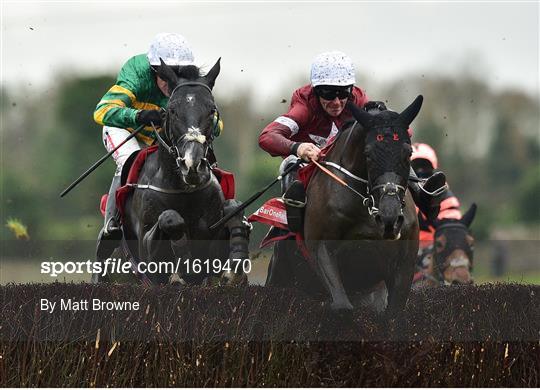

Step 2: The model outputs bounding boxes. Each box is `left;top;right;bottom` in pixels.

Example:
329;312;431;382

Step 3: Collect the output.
437;187;462;220
94;56;153;130
94;81;140;129
259;120;296;157
259;90;310;158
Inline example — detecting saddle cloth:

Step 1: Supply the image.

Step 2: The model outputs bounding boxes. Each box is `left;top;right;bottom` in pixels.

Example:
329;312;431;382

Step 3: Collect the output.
247;198;313;267
248;198;293;247
100;146;236;219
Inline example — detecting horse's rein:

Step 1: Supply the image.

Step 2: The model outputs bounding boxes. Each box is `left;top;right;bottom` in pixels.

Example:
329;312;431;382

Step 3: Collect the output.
311;159;377;215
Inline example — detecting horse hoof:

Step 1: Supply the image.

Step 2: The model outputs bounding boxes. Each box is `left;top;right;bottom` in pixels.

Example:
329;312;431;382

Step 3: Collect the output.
158;210;185;240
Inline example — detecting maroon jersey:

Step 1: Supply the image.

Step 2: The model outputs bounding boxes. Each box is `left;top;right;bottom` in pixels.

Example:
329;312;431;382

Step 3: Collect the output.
259;84;370;157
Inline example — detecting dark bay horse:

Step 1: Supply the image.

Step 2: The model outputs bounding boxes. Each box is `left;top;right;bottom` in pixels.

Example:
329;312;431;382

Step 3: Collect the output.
430;203;477;285
96;59;249;285
268;96;424;315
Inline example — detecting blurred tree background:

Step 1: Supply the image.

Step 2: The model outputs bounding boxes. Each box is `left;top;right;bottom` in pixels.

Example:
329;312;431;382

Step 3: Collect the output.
1;68;539;276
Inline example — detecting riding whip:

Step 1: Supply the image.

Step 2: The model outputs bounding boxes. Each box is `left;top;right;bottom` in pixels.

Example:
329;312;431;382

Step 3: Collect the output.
209;159;303;231
59;123;147;197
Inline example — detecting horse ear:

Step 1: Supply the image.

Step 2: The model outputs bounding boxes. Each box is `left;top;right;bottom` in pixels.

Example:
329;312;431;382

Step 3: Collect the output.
346;101;372;129
205;57;221;90
460;203;477;227
397;95;423;127
156;58;178;88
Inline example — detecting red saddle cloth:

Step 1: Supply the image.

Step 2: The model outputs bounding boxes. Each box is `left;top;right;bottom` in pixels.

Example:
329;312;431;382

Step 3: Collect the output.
247;198;314;267
99;146;236;218
248;197;288;230
248;198;295;247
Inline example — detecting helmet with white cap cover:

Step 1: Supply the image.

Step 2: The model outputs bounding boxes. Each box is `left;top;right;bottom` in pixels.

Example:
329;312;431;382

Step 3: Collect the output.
147;32;194;66
310;51;355;87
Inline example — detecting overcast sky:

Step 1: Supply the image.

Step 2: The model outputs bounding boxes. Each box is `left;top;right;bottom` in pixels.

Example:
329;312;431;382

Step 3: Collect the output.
2;1;539;102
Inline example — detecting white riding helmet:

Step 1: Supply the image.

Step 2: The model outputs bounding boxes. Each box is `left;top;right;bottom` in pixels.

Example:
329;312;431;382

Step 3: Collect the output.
310;51;356;87
147;32;194;66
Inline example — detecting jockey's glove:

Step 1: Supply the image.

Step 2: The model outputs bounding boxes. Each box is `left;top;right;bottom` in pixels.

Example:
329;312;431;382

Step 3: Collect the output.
136;109;163;127
364;101;387;112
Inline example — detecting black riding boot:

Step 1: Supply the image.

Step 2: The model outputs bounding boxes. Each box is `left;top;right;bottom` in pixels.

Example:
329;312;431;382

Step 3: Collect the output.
281;160;306;233
408;167;447;223
283;180;306;233
104;175;122;237
96;176;122;263
280;160;300;194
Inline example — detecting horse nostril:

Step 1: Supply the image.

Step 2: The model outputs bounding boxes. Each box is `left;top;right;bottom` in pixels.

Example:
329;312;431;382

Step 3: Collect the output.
176;157;189;175
197;158;209;173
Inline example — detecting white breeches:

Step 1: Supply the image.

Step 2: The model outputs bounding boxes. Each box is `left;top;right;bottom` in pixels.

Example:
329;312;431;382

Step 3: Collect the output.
102;126;147;176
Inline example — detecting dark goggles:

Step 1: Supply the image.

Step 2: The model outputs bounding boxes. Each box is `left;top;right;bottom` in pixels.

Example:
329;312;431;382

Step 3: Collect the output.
315;85;353;100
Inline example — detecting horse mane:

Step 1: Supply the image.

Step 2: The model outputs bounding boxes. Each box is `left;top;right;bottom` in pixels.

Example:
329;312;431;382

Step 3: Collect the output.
176;65;201;80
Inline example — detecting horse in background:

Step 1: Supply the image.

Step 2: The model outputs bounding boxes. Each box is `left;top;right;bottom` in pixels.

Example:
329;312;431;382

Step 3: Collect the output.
415;203;477;286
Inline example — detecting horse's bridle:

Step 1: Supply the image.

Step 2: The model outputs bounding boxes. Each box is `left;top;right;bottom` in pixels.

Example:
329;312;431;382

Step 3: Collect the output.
153;81;215;170
314;122;408;217
433;222;474;279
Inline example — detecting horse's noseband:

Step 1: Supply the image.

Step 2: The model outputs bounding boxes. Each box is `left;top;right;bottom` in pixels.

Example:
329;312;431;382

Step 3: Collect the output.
371;181;407;215
371;182;406;197
171;131;210;170
153;124;210;171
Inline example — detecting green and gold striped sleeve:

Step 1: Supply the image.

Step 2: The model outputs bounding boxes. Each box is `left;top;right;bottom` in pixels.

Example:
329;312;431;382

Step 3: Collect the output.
93;84;139;129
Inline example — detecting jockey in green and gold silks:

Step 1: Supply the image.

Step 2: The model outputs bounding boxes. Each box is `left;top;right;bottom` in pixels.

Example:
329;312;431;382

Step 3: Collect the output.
94;53;169;146
94;32;222;243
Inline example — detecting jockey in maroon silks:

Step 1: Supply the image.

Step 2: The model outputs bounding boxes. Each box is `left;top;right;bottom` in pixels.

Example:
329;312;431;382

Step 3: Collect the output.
258;51;447;231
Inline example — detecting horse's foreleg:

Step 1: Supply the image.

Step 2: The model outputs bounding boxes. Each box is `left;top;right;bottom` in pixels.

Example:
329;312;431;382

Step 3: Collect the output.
385;244;417;318
142;210;187;284
221;200;250;286
143;210;186;256
315;242;353;311
223;200;250;259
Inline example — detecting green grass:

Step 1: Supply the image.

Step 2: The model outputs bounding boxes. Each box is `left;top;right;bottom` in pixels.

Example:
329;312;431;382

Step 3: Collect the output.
474;271;540;285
